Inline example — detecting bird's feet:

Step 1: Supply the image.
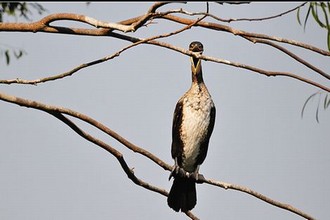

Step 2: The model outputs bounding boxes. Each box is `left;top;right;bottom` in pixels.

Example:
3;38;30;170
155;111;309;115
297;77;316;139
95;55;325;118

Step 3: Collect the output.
188;172;205;184
169;165;187;180
169;166;205;183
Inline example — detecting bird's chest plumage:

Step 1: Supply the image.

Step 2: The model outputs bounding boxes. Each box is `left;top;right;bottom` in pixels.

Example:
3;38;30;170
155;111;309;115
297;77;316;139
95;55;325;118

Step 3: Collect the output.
180;87;213;172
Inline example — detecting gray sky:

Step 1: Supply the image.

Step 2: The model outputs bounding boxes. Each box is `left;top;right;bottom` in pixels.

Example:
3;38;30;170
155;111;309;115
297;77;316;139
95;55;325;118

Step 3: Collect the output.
1;2;329;220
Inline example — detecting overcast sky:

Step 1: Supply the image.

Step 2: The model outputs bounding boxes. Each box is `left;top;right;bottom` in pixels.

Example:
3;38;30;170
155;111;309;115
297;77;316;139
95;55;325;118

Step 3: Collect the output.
1;2;329;220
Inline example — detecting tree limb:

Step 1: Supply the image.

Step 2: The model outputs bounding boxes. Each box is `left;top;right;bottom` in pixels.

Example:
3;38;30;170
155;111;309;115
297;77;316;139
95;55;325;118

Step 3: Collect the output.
0;91;316;220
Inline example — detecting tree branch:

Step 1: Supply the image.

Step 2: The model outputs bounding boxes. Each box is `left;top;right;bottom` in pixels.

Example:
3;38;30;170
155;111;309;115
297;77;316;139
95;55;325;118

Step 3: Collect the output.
0;91;316;220
1;34;329;92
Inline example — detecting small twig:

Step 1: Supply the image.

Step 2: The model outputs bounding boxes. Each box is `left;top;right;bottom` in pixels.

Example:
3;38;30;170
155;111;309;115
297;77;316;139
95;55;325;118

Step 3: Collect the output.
219;2;307;23
156;2;307;23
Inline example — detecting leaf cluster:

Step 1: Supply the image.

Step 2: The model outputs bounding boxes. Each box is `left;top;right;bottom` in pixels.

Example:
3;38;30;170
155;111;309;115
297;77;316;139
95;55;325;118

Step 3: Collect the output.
0;2;46;22
297;2;330;51
0;2;46;65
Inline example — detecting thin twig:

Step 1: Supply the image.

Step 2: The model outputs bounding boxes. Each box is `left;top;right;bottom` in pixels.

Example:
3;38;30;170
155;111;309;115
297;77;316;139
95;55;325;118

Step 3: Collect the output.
157;2;307;23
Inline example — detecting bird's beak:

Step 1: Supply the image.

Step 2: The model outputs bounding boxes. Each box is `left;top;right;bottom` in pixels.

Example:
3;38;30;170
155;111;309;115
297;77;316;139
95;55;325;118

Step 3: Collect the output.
190;52;202;72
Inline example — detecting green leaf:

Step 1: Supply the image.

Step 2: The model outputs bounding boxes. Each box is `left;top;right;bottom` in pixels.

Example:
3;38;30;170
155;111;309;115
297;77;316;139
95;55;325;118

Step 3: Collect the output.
324;94;329;109
325;94;330;109
303;4;312;30
297;7;302;26
316;104;320;123
320;2;330;30
301;91;319;118
311;3;326;28
13;49;26;59
327;30;330;51
4;50;10;65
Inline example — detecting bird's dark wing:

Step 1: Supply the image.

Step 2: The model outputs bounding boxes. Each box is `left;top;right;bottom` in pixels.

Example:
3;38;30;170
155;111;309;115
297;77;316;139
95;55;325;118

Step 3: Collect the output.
171;99;184;164
197;105;216;165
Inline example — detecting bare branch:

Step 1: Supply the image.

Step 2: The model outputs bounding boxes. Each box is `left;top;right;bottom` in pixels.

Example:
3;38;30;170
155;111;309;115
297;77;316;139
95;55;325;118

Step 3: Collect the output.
1;37;329;92
217;2;307;23
0;91;316;220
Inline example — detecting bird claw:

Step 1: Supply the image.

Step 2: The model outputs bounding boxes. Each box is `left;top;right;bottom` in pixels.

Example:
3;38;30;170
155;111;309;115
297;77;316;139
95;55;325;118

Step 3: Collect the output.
169;166;205;184
169;165;187;180
194;173;205;184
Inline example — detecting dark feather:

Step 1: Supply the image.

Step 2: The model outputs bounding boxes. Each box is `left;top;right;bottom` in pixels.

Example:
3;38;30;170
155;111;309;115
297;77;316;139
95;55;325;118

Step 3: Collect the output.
167;175;196;212
171;99;184;166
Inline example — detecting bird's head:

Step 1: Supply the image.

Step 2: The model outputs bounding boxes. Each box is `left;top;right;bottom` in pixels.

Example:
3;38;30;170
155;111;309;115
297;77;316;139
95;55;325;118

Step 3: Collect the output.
189;41;204;73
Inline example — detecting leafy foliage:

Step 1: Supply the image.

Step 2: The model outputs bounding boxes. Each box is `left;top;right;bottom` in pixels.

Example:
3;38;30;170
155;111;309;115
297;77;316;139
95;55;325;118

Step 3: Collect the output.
0;2;46;22
297;2;330;51
0;2;46;65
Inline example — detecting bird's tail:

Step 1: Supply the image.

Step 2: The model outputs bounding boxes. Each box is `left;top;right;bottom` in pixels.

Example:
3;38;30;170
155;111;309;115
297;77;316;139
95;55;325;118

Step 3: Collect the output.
167;176;196;212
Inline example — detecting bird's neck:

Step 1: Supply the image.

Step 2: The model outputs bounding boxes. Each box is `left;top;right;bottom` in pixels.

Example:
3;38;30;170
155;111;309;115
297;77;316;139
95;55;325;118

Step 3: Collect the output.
191;58;204;85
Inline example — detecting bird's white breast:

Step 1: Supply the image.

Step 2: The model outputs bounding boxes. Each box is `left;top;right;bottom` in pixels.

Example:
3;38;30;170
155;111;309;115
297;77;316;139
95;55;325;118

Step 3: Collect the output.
180;89;213;172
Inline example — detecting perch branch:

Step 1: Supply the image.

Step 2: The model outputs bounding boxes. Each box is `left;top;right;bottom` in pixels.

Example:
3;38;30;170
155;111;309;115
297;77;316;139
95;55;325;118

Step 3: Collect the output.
0;91;316;220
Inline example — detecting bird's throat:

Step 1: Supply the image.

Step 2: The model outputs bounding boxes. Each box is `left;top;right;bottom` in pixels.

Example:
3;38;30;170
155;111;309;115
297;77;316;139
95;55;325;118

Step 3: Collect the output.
191;57;201;73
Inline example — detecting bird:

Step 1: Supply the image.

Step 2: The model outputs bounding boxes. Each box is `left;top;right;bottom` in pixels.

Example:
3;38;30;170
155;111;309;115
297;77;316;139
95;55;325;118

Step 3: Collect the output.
167;41;216;212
